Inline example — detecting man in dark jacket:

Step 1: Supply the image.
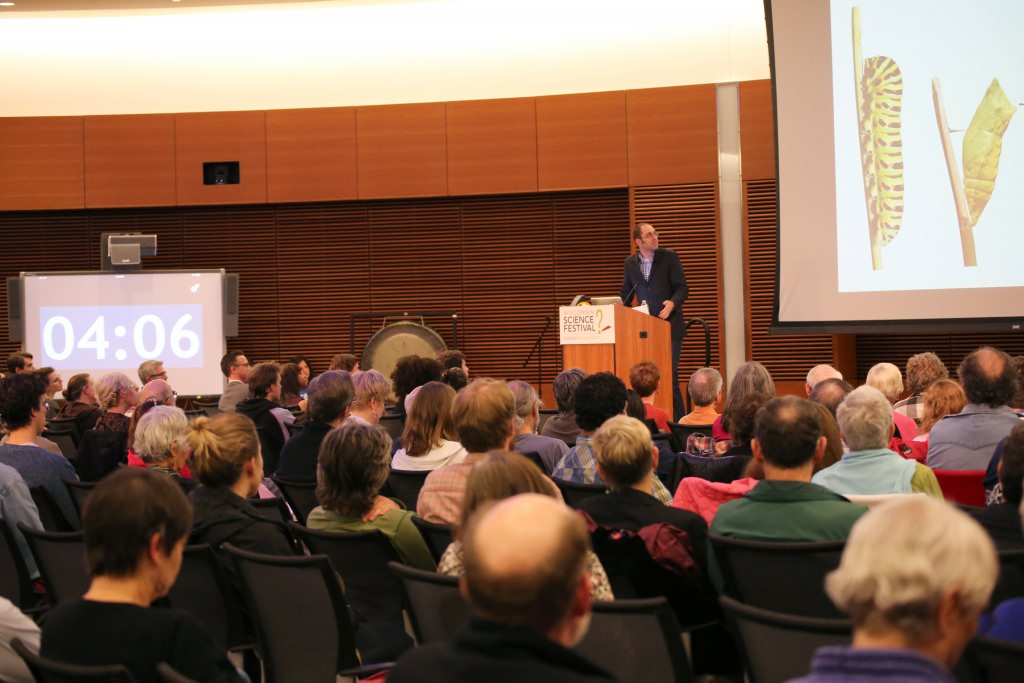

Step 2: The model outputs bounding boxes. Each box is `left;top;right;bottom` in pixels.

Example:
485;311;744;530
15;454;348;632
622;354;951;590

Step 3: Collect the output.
274;371;354;482
389;494;616;683
235;363;292;476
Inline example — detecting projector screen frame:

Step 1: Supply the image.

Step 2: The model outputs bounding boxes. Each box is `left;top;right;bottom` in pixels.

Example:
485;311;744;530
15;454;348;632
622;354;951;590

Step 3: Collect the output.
762;0;1024;337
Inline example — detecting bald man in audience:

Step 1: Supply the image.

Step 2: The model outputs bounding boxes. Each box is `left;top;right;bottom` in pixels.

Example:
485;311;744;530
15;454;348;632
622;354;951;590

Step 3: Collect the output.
808;377;853;419
138;379;175;408
678;367;722;426
805;364;842;397
417;379;516;525
389;494;616;683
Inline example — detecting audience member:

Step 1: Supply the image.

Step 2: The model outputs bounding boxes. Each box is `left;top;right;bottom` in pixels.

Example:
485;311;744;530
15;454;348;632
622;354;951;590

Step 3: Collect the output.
417;379;516;525
276;371;353;483
893;352;948;423
812;386;941;497
0;374;79;527
804;364;842;397
508;380;568;474
137;359;167;386
393;382;466;471
127;379;176;452
624;390;679;490
235;362;293;476
0;594;37;683
217;350;250;412
390;355;443;418
437;349;470;376
713;361;775;445
436;451;613;600
307;421;434;570
628;360;670;432
39;468;243;682
552;373;672;504
719;390;771;458
57;372;103;433
278;362;305;408
441;367;469;391
329;353;359;372
540;368;587;446
0;461;43;578
5;352;33;376
907;380;966;461
712;397;867;543
792;496;996;683
929;347;1020;471
967;422;1024;549
347;369;390;426
678;367;722;426
1010;355;1024;413
389;494;616;683
809;377;853;418
36;366;62;420
132;406;194;493
865;362;918;440
187;413;295;558
94;372;139;433
287;355;312;386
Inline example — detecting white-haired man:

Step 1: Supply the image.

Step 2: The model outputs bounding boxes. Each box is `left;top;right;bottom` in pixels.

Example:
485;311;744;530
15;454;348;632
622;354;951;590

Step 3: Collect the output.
791;496;997;682
805;364;843;397
812;386;941;498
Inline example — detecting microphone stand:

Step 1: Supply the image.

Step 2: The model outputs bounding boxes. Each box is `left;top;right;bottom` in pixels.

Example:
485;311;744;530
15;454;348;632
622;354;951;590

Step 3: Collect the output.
523;315;553;389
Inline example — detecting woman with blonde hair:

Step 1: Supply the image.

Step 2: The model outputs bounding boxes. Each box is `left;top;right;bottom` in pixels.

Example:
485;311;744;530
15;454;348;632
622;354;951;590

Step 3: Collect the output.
391;381;466;471
94;372;139;433
187;412;294;556
437;450;614;600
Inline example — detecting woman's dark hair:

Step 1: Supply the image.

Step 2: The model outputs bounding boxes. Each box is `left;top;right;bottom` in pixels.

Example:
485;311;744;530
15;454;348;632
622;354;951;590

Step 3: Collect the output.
279;363;303;404
625;389;646;421
722;390;772;448
401;382;457;456
329;353;359;372
441;367;468;391
83;468;192;577
288;355;312;374
390;355;443;408
317;421;392;516
65;373;92;402
247;362;280;400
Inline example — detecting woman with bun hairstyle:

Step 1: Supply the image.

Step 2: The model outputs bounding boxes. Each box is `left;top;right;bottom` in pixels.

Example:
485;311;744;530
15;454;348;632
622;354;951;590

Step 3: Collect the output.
187;412;294;557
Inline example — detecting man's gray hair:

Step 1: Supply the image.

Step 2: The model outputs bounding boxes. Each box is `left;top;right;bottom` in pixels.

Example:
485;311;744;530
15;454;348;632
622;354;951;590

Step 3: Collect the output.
806;364;842;389
827;495;997;644
138;359;165;385
134;405;189;464
687;368;722;407
508;380;541;429
95;372;135;410
836;385;893;451
552;368;587;415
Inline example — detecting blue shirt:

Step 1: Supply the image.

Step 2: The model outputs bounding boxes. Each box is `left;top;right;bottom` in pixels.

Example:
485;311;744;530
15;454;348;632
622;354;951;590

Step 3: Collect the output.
927;403;1021;471
0;443;79;528
552;435;673;505
789;646;955;683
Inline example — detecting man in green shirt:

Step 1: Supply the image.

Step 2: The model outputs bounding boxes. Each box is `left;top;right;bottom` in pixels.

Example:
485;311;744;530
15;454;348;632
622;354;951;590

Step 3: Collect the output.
710;397;869;590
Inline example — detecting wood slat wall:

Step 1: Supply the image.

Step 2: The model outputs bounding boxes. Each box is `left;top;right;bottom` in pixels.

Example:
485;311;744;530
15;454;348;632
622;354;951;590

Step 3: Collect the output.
0;189;629;393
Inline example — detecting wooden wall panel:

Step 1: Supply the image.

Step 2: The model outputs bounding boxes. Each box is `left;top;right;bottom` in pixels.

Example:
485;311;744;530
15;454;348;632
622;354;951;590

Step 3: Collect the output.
266;108;358;203
84;115;176;208
175;111;267;206
626;85;718;187
356;104;447;199
856;336;1024;388
739;80;775;181
0;117;84;210
632;183;723;386
536;91;628;191
446;98;538;196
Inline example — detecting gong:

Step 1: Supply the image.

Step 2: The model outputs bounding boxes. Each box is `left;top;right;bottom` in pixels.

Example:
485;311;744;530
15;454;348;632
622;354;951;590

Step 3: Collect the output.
362;321;448;383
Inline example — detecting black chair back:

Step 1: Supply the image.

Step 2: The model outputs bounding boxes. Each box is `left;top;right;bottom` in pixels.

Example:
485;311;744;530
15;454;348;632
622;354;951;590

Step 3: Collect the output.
652;431;679;455
388;561;468;643
518;451;547;473
575;598;695;683
385;469;430;510
288;523;404;624
165;544;252;652
249;497;292;524
989;548;1024;609
537;409;558;433
0;521;35;609
30;486;75;532
45;417;83;446
551;478;607;509
270;476;318;525
410;516;453;563
192;399;220;418
182;409;205;421
285;421;303;437
75;429;128;482
709;534;846;618
378;414;404;442
668;422;714;453
17;524;87;605
12;637;137;683
719;596;851;683
64;479;97;519
156;662;198;683
222;545;381;683
42;429;78;461
960;633;1024;683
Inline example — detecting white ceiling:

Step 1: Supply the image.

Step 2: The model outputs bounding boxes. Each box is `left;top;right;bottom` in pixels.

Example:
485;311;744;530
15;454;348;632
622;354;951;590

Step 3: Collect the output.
0;0;352;13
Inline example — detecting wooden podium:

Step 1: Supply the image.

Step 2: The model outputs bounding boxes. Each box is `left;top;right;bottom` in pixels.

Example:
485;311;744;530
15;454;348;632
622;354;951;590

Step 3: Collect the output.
560;304;673;416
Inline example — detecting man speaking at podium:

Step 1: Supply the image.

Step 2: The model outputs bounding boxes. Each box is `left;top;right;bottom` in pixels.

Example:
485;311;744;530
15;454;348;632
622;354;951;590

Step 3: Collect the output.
620;222;689;420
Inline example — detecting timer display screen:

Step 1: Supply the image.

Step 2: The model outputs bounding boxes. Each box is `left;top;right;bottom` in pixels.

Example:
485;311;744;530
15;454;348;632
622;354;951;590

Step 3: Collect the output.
22;271;226;397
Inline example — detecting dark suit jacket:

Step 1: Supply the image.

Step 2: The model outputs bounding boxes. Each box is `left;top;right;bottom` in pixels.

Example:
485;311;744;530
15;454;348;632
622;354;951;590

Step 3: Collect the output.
620;248;688;341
